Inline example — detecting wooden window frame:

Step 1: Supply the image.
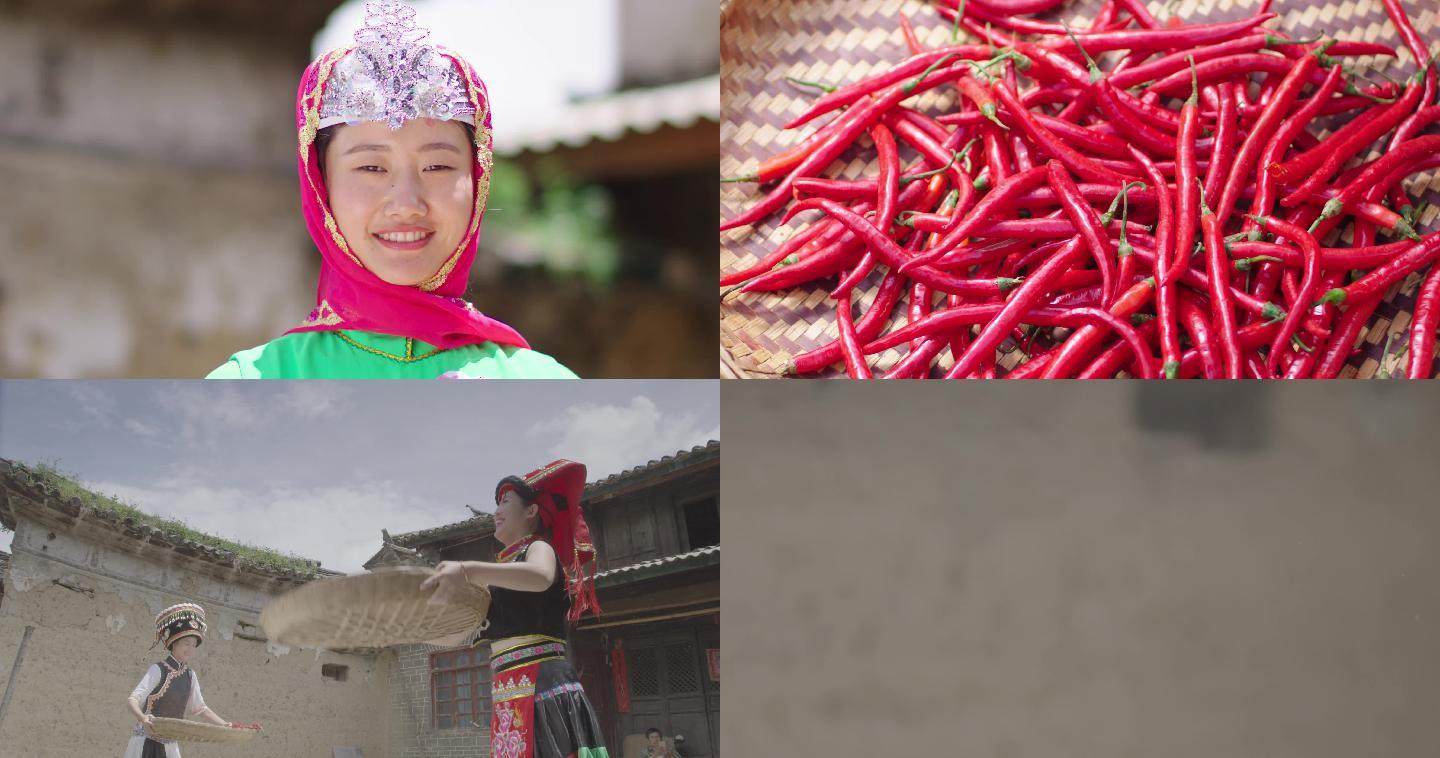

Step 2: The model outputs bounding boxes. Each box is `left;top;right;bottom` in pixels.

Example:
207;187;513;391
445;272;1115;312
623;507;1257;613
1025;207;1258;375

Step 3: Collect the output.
430;648;486;730
676;491;720;552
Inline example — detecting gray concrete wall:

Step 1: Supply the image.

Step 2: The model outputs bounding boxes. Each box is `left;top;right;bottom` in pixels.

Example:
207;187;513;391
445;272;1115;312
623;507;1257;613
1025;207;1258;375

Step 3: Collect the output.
722;382;1440;757
0;515;388;757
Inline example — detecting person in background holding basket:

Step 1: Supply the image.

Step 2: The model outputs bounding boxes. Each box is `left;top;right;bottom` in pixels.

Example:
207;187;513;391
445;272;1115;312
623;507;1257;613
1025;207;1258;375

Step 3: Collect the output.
123;603;253;758
423;459;610;758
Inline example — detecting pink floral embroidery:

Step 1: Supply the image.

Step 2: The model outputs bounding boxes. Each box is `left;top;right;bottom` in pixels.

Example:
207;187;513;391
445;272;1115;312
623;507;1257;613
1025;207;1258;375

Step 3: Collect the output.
491;703;527;758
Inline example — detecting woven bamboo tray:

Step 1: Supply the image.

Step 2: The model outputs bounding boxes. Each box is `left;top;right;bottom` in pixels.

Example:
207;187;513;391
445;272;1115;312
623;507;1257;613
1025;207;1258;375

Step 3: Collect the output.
147;718;260;744
260;567;490;649
720;0;1440;378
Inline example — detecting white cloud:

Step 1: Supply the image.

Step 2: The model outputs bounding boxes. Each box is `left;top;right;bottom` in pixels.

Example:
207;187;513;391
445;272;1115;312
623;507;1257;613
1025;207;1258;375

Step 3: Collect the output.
275;382;354;421
68;384;116;423
84;479;454;574
146;381;351;446
528;396;719;480
123;418;159;437
151;383;259;443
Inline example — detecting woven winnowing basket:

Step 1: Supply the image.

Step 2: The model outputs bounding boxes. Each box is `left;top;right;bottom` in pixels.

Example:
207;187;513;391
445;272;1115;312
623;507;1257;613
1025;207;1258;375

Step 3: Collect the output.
720;0;1440;378
260;567;490;649
146;718;259;744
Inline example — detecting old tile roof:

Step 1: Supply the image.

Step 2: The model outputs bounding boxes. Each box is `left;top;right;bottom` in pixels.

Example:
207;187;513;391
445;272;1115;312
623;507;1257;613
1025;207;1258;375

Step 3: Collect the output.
388;440;719;548
595;544;719;588
495;75;719;156
0;459;331;581
583;440;719;502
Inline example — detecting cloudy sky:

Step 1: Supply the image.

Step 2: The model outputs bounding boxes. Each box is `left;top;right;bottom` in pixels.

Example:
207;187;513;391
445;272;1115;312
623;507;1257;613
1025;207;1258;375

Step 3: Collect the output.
0;381;718;572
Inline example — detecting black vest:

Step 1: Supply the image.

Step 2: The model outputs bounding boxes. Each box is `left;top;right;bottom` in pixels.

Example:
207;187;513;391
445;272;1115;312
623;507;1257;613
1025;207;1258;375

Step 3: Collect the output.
142;656;193;719
481;543;570;640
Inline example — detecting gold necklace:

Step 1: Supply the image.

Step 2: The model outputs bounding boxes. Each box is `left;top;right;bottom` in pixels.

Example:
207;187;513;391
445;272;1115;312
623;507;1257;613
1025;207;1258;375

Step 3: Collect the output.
334;332;447;363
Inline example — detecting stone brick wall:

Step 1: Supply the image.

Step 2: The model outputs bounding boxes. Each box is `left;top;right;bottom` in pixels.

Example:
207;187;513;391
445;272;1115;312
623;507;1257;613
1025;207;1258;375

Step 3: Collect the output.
387;641;495;758
0;513;388;757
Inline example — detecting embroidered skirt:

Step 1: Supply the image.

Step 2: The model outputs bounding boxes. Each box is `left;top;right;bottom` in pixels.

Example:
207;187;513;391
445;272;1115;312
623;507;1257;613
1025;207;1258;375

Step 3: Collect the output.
489;635;610;758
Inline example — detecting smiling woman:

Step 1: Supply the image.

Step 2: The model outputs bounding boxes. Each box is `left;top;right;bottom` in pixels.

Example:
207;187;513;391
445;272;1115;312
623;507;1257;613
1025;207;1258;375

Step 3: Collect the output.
206;0;576;379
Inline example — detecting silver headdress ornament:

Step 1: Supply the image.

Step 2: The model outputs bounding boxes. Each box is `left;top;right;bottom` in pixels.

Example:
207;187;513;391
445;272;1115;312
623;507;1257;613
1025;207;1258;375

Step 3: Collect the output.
317;0;477;130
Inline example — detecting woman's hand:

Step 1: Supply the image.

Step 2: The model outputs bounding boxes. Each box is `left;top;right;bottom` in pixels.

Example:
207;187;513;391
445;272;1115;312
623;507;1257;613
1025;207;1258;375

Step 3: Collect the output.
199;707;231;727
421;561;473;606
140;714;156;727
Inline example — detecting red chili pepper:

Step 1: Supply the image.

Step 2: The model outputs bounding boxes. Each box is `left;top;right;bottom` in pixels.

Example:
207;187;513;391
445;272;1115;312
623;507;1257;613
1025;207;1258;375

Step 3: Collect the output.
785;47;991;129
1149;55;1283;95
1129;247;1282;321
735;178;935;290
1277;79;1427;206
1093;81;1178;156
835;293;872;378
1320;40;1398;57
1214;48;1329;230
967;0;1069;15
1380;0;1437;106
1313;295;1384;379
782;198;1023;297
1244;63;1347;237
1048;160;1119;308
883;337;948;379
969;216;1152;240
1042;278;1156;378
1004;347;1063;379
1229;240;1412;271
1203;84;1238;203
1172;58;1203;285
1109;32;1296;89
1113;146;1179;378
787;271;908;375
1249;215;1323;374
1269;94;1410;188
1042;13;1276;55
1199;184;1243;378
898;12;925;55
901;164;1050;271
719;212;833;287
947;238;1082;378
1313;135;1440;225
1174;320;1282;378
1407;265;1440;379
725;2;1440;381
829;125;901;299
1320;233;1440;309
883;112;970;192
1076;319;1160;378
1174;292;1221;379
991;81;1139;184
721;62;973;231
909;278;933;354
863;298;1154;378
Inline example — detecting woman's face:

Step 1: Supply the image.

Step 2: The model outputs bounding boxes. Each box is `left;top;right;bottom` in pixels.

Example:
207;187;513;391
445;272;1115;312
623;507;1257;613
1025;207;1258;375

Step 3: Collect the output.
170;635;199;664
494;490;539;545
323;118;475;287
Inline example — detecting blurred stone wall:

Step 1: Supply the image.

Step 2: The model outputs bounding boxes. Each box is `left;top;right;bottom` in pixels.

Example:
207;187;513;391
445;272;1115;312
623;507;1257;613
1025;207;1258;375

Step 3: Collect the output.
0;3;327;378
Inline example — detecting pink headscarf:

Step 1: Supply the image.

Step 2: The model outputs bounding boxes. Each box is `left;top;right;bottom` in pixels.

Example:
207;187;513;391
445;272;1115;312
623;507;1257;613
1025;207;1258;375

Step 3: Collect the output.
284;45;529;350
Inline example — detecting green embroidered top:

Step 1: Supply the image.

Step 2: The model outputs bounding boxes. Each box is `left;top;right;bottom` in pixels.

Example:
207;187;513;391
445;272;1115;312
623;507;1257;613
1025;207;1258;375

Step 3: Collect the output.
206;331;577;379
